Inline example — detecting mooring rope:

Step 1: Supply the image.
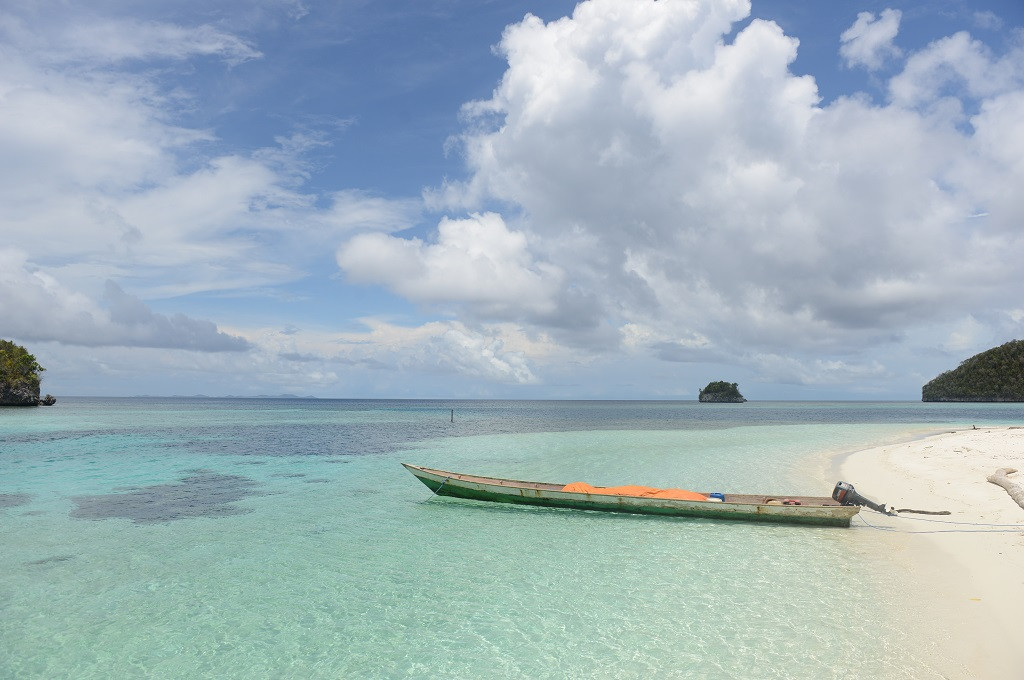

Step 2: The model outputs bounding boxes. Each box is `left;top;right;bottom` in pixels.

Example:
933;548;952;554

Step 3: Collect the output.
890;513;1024;527
426;476;450;500
855;511;1024;534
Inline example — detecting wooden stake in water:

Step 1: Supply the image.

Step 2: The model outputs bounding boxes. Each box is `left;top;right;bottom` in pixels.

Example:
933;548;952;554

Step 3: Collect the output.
451;408;454;423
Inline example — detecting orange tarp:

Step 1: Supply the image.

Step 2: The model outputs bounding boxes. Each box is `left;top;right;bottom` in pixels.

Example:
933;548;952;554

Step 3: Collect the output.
561;481;708;501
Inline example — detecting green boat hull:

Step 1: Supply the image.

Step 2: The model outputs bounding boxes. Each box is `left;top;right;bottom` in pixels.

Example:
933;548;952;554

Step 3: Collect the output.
404;464;859;527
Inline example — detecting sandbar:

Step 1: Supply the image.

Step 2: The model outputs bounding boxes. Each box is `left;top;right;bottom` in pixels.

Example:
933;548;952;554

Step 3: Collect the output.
839;426;1024;679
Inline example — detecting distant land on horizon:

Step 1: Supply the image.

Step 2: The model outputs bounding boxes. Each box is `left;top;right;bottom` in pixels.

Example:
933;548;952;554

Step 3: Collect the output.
126;394;320;400
104;395;935;402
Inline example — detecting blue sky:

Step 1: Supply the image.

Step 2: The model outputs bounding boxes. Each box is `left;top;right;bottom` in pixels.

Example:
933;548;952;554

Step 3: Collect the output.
2;0;1023;399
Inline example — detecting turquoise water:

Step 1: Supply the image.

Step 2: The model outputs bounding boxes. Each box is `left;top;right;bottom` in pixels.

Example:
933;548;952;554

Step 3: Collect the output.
2;399;1022;678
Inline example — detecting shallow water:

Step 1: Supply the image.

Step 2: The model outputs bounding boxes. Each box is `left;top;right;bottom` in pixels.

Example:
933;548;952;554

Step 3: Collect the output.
2;398;1021;678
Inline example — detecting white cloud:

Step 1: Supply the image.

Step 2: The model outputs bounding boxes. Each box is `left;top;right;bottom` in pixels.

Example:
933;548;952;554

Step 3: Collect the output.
416;325;538;384
943;316;984;352
337;212;564;319
411;0;1024;379
0;7;422;323
54;19;262;65
265;318;548;386
0;7;262;66
0;56;198;197
840;9;902;71
0;25;278;293
31;317;556;397
0;119;314;299
973;11;1003;32
4;0;1023;395
750;353;890;386
889;31;1024;110
321;190;422;234
0;250;249;350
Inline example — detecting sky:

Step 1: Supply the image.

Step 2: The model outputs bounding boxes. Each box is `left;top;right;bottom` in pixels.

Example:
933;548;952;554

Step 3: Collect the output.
1;0;1023;400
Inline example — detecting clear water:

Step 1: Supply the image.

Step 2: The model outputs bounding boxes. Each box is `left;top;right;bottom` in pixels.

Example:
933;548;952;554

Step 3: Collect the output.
2;399;1021;678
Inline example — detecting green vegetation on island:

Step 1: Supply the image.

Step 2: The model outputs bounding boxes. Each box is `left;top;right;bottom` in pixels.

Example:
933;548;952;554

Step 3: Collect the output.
0;339;55;406
922;339;1024;402
698;381;746;403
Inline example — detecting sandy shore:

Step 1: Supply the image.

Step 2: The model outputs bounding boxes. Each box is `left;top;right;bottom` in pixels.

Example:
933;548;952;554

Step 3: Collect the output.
839;426;1024;679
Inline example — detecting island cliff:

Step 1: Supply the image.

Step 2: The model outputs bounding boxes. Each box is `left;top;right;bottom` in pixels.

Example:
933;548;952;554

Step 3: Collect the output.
698;381;746;403
0;339;55;406
922;339;1024;402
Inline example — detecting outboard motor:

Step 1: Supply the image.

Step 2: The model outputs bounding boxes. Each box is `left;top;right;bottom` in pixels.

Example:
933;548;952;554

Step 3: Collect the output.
833;481;892;514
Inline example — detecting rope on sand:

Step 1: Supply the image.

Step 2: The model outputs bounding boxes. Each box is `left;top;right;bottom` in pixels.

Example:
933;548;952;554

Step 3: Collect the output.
855;512;1024;533
988;467;1024;511
852;469;1024;532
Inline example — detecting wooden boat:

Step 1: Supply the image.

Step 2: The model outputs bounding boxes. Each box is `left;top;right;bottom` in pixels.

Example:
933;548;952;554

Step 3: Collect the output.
402;464;861;527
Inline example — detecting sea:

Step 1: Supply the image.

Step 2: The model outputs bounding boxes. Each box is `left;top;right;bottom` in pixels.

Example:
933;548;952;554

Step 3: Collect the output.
2;398;1022;679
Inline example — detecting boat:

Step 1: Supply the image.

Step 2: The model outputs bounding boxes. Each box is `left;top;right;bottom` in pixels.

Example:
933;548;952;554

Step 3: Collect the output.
402;464;863;527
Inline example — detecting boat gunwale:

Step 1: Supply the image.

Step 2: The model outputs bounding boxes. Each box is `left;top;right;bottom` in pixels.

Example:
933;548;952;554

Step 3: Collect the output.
402;463;849;509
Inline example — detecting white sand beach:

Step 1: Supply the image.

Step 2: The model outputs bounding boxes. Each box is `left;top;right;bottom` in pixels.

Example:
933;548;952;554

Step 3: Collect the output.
839;427;1024;679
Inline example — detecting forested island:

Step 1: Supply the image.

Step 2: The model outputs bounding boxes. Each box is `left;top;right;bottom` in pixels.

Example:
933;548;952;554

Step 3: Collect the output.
698;381;746;403
922;339;1024;402
0;339;55;406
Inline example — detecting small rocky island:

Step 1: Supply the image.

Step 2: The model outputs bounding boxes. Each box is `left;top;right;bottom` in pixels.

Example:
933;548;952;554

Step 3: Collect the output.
0;339;56;406
698;381;746;403
922;339;1024;402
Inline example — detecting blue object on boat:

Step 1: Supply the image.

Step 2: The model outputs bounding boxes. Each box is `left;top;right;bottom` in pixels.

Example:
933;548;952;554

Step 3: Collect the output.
708;492;726;502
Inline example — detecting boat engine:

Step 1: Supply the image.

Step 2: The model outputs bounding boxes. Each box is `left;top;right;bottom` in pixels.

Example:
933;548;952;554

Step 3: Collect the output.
832;481;892;514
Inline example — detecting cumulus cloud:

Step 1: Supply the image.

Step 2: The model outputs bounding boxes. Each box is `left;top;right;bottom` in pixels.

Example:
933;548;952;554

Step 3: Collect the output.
0;250;250;351
840;9;902;71
337;212;564;319
405;0;1024;377
5;0;1024;394
888;31;1024;110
